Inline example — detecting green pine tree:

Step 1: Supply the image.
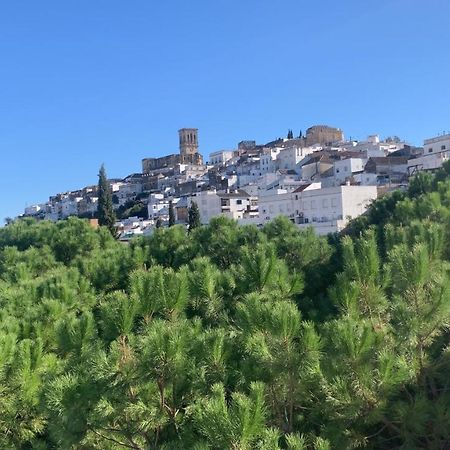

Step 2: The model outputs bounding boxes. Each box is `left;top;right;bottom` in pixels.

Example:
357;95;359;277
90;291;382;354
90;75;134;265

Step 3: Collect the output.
97;164;116;236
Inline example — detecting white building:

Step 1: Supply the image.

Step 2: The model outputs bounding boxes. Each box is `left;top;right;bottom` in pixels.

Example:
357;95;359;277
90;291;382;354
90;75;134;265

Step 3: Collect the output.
293;184;377;234
259;183;321;223
259;184;377;235
209;150;235;166
147;193;169;220
276;146;316;172
354;172;379;186
259;190;296;223
352;134;405;157
299;154;334;181
112;182;143;206
116;216;154;241
265;170;303;192
333;158;365;185
408;152;449;173
188;190;222;224
259;148;281;174
59;197;83;218
422;133;450;155
408;133;450;174
188;189;257;224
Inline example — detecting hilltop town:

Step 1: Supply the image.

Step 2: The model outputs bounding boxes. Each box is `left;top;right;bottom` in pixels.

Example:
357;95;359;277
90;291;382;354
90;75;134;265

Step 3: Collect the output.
21;125;450;239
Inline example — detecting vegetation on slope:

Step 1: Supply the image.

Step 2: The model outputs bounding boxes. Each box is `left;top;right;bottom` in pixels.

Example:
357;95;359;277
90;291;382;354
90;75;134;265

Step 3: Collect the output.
1;164;450;449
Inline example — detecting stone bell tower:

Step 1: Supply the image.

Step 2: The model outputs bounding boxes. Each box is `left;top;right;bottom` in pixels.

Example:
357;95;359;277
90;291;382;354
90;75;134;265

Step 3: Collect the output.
179;128;203;164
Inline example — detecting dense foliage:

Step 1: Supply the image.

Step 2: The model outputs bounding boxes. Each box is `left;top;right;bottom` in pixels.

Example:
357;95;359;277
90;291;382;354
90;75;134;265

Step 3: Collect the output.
2;164;450;449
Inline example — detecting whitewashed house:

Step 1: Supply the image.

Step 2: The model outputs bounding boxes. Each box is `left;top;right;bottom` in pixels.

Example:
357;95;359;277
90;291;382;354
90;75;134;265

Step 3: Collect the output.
259;183;377;235
293;184;378;234
188;189;257;224
408;133;450;174
209;150;235;166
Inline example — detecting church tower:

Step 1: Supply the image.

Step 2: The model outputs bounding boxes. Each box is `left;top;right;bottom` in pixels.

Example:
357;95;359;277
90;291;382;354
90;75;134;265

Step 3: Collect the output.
178;128;203;164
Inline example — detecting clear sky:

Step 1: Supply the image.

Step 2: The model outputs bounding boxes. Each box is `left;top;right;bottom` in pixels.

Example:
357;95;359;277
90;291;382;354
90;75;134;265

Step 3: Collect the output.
1;0;450;220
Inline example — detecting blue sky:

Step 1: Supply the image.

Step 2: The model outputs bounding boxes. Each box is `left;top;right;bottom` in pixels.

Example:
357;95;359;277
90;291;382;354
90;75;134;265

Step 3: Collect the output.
1;0;449;220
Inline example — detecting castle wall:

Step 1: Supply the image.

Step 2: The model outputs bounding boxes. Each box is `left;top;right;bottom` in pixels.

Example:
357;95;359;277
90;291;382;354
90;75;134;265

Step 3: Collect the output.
305;125;343;146
142;154;180;174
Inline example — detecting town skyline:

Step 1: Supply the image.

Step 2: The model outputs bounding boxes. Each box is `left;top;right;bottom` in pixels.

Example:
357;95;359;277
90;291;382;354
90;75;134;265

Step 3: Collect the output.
19;123;450;240
5;123;450;221
1;0;450;220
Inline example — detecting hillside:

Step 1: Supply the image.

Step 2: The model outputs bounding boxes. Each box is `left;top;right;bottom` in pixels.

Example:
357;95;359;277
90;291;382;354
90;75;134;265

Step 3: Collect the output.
1;164;450;449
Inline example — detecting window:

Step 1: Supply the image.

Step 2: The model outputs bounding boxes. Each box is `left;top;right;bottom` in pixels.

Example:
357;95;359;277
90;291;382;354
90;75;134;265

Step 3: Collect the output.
311;200;316;210
295;195;298;200
331;198;337;207
441;145;446;150
429;148;433;153
236;199;242;205
322;198;329;208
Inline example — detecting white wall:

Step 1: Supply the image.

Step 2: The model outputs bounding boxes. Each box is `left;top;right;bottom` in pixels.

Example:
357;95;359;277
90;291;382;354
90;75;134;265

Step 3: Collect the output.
340;185;377;220
147;194;169;219
276;146;315;172
259;148;280;174
293;185;376;225
188;191;221;224
354;172;378;186
334;158;365;184
261;184;379;235
221;196;253;220
423;134;450;155
353;137;404;156
408;151;450;172
209;150;234;166
258;191;293;222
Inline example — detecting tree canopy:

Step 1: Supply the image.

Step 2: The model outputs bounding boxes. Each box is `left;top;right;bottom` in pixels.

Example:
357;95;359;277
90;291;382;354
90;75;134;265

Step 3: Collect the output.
2;163;450;448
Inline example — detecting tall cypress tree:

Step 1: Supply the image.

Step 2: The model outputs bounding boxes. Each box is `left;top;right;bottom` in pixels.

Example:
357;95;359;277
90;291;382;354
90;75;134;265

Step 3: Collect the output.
97;164;116;236
188;201;201;231
168;200;175;227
